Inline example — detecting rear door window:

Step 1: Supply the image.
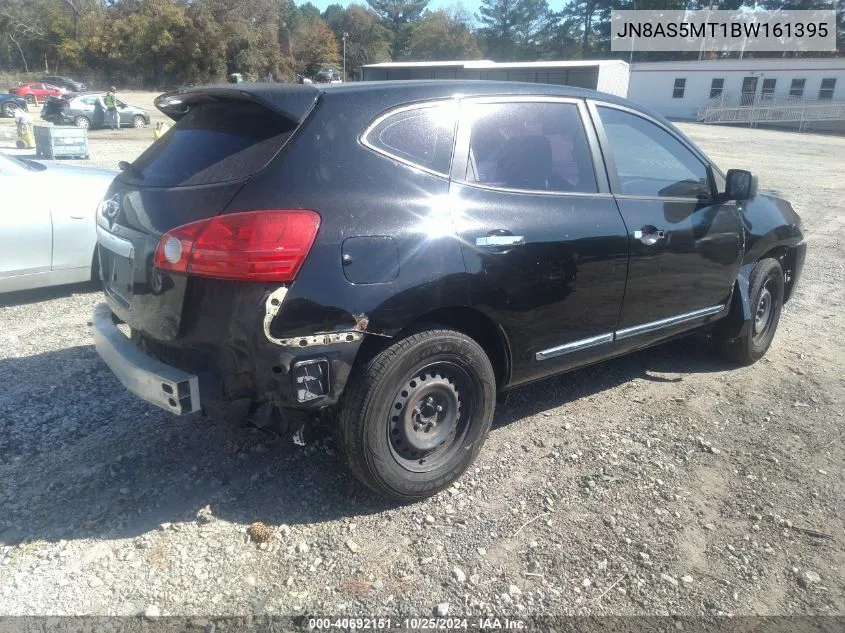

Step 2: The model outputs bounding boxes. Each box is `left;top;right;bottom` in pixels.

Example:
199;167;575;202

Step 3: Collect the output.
363;102;457;176
127;100;299;187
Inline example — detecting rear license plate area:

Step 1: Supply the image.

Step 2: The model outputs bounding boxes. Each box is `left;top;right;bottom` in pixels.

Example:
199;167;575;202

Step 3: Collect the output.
100;246;134;309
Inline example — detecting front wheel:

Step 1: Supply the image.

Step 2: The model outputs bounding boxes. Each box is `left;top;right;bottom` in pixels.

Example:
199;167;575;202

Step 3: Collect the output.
338;328;496;500
74;116;90;128
715;258;784;366
132;115;146;129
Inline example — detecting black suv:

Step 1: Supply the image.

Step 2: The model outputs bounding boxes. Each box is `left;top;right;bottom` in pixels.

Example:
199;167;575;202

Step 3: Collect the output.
93;81;806;500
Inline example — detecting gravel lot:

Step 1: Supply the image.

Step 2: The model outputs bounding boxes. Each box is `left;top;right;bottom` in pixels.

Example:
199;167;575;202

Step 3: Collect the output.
0;103;843;618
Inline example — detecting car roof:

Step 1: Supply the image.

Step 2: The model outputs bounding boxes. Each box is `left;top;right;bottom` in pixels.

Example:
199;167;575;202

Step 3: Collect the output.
156;80;677;134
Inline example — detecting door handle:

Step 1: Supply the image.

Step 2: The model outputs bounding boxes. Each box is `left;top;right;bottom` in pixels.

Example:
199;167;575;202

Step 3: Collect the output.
475;235;525;247
634;227;665;246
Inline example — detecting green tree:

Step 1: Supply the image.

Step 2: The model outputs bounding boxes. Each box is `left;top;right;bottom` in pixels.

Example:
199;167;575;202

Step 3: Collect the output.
327;4;390;78
476;0;550;60
408;9;480;60
322;3;346;30
191;0;285;81
366;0;429;59
298;2;322;24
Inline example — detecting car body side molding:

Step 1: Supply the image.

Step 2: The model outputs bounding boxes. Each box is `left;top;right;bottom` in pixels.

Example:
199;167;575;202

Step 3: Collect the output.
536;304;727;361
535;333;614;361
614;304;726;341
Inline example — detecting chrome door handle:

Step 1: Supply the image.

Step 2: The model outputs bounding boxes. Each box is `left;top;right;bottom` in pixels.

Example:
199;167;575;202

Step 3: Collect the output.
475;235;525;247
634;228;665;246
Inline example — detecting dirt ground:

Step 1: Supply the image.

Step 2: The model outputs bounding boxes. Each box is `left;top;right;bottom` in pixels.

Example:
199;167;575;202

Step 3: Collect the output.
0;100;843;619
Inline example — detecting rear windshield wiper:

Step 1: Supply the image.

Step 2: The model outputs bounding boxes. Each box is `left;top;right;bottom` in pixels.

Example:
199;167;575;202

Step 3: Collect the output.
118;160;144;180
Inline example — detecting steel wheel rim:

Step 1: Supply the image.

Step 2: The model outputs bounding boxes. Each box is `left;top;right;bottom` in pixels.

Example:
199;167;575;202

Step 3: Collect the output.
753;280;775;343
387;362;473;473
133;117;144;128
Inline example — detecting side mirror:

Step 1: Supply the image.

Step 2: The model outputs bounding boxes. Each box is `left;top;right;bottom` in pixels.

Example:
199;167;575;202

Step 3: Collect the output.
725;169;758;201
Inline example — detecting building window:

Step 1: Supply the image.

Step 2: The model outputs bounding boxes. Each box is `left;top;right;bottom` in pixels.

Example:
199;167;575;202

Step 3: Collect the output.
672;78;686;99
761;78;777;97
709;78;724;98
789;78;806;98
819;78;836;100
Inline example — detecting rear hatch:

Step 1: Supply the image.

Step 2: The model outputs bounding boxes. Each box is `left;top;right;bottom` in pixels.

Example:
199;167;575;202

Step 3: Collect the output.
97;84;320;341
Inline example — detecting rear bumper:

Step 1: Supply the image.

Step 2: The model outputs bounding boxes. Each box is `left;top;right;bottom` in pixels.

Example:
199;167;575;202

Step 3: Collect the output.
92;303;201;415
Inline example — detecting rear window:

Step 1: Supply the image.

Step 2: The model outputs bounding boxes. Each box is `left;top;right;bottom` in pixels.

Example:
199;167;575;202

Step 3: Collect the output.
363;102;457;176
128;100;298;187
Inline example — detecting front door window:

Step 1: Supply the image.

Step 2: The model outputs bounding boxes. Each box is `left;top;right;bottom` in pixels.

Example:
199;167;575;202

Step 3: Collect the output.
595;104;742;334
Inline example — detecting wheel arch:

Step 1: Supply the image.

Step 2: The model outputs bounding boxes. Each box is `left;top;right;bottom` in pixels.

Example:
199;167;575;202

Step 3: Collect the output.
719;244;798;342
355;306;512;391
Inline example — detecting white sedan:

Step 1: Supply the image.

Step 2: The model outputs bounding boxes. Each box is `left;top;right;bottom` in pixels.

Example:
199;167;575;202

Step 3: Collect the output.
0;152;116;293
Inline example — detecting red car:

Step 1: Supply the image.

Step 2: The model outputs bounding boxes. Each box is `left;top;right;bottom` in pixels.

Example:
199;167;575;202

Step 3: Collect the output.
8;82;65;105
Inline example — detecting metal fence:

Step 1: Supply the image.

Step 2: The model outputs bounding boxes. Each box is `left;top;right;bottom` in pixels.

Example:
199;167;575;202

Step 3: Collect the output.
697;92;845;131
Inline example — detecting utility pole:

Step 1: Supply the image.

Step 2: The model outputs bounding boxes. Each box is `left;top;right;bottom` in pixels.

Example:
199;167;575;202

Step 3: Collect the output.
342;32;348;82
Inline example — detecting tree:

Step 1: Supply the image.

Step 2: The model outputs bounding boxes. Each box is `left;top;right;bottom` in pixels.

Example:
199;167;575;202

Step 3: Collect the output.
476;0;550;60
408;9;480;60
325;4;390;78
366;0;429;59
322;3;346;30
191;0;285;81
298;2;322;24
292;17;339;75
0;0;50;71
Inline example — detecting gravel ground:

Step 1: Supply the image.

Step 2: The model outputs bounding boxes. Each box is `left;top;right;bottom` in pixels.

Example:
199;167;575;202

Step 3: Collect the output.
0;115;843;618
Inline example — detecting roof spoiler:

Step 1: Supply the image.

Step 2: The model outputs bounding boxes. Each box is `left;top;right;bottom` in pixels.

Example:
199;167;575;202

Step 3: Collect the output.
154;83;322;123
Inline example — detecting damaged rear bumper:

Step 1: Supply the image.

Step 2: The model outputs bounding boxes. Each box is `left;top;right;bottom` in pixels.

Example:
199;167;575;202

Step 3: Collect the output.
92;303;201;415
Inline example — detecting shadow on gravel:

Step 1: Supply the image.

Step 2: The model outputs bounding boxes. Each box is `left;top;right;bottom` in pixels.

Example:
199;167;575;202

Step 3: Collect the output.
0;334;731;545
492;333;727;428
0;281;101;308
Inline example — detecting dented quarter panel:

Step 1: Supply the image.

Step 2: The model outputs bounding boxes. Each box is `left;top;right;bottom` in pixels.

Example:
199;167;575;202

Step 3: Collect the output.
202;90;470;409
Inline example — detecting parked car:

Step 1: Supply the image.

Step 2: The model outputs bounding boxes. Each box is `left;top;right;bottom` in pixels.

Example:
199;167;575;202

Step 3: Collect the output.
41;92;150;129
8;82;66;105
92;81;806;500
314;67;342;83
41;75;87;92
0;152;116;293
0;93;27;117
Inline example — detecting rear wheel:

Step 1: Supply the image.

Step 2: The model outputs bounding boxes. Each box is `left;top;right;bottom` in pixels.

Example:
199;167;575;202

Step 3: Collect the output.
1;101;19;117
338;328;496;500
716;258;784;365
132;115;146;129
74;116;90;129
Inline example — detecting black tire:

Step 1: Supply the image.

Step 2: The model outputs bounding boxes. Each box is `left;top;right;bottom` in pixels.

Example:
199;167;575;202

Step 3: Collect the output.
132;115;146;129
338;328;496;501
1;101;18;117
74;116;90;129
716;258;784;366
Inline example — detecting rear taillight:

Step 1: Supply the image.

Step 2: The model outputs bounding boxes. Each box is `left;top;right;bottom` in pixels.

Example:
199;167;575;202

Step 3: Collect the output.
154;210;320;282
